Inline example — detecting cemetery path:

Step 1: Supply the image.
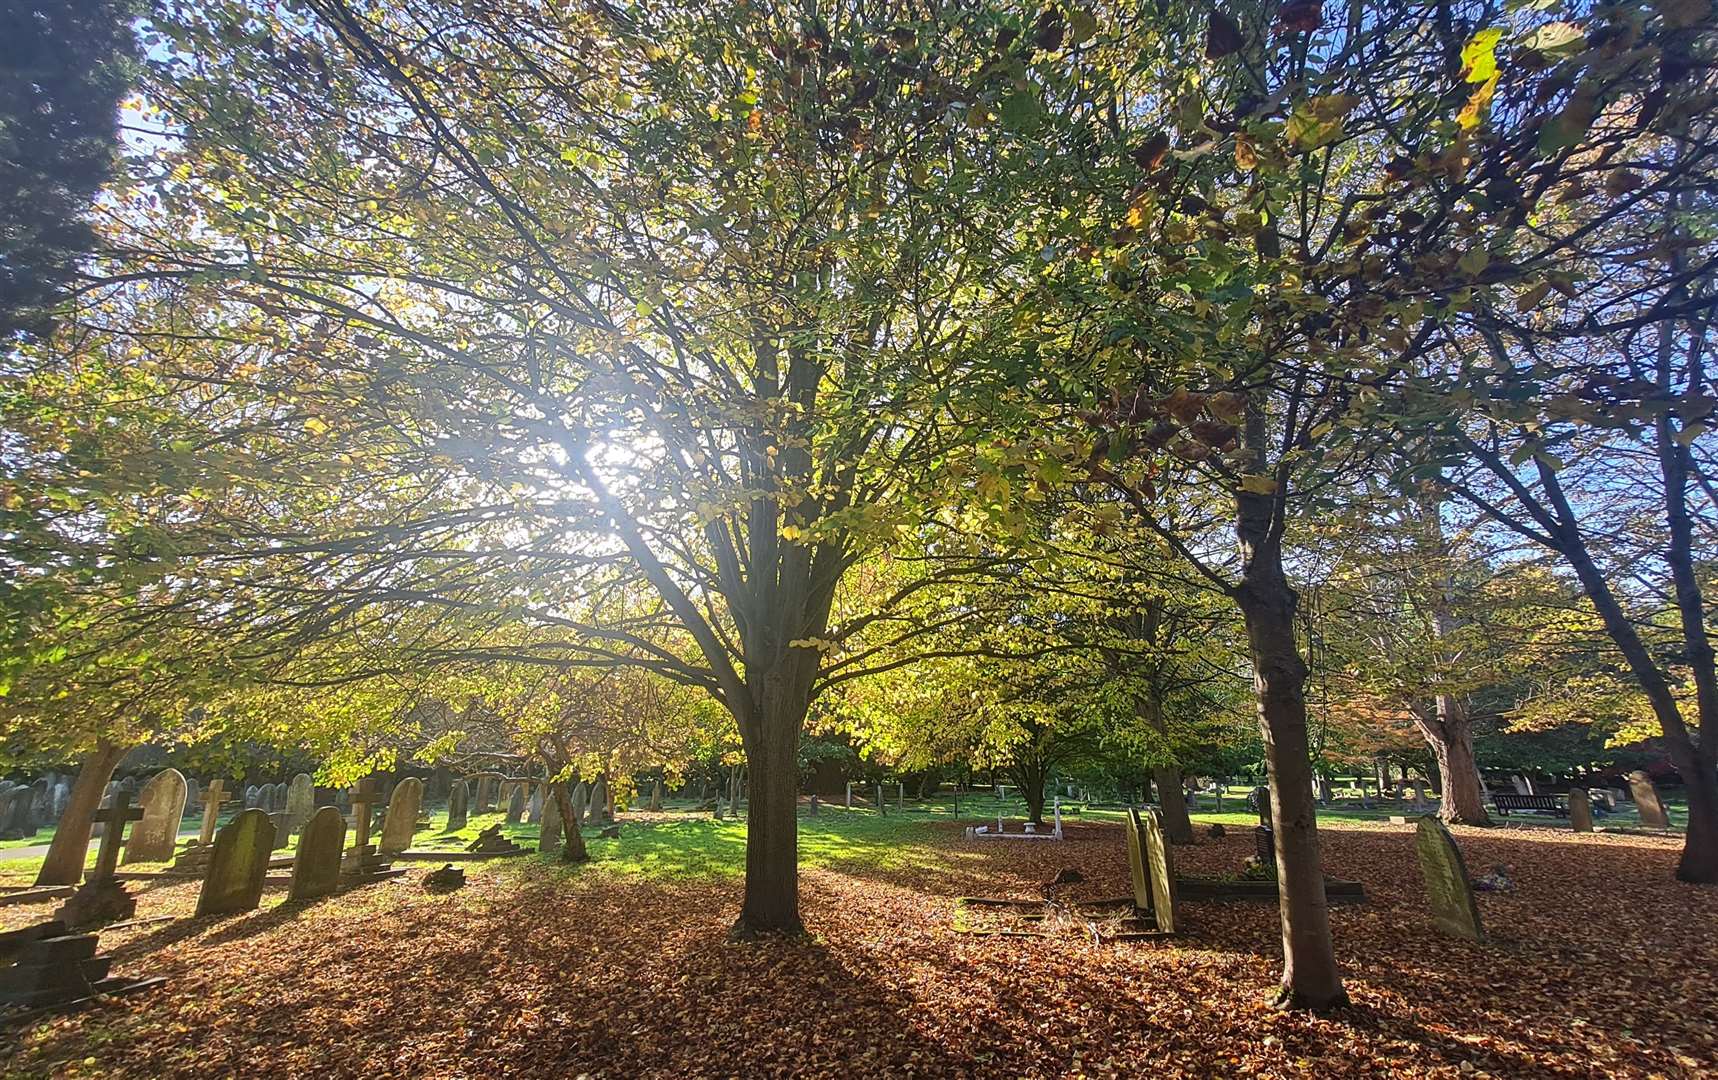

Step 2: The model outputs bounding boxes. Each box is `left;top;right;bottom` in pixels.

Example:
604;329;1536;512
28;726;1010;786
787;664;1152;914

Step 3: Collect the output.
0;843;50;862
1;817;1713;1078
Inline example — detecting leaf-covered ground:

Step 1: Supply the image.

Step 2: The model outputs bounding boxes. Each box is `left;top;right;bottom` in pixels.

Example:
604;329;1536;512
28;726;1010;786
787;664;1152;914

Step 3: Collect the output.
2;812;1714;1078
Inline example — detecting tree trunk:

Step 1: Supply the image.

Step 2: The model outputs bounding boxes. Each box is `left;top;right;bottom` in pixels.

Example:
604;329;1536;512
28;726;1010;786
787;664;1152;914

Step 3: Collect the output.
552;780;589;864
1414;697;1490;825
733;692;804;938
1680;767;1718;882
1235;485;1346;1010
35;739;127;886
1009;757;1047;826
1153;766;1195;844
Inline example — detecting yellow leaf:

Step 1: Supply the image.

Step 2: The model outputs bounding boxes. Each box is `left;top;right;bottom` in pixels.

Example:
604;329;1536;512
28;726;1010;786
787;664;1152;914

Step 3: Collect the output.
1460;28;1504;84
1458;73;1498;130
1238;474;1278;495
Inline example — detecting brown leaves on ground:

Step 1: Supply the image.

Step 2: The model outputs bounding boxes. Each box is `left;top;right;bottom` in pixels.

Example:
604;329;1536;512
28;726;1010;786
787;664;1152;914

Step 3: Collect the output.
3;821;1716;1078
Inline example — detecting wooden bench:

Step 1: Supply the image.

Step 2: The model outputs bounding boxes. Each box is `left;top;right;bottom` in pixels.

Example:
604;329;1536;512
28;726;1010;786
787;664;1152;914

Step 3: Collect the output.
1491;793;1568;817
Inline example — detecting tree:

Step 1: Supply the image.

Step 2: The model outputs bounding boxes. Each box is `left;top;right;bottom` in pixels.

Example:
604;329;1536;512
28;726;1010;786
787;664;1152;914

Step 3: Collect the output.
57;0;1039;937
0;0;138;337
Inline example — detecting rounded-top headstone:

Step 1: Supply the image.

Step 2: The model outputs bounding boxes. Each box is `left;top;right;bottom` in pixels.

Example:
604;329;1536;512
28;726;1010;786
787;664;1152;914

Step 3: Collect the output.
379;777;423;854
123;768;188;864
289;805;347;901
195;808;277;917
1414;815;1483;941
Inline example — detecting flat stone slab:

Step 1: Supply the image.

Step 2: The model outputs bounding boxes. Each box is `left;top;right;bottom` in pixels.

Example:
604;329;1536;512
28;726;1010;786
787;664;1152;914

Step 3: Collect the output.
394;849;531;862
0;887;75;908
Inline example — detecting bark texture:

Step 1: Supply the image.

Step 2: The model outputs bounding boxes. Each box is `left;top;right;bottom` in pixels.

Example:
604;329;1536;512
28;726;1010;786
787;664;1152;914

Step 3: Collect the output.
35;739;126;886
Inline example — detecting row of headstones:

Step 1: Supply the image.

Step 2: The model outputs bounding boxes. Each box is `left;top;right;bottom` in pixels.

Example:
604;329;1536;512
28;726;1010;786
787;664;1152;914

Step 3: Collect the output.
448;776;615;832
0;774;73;840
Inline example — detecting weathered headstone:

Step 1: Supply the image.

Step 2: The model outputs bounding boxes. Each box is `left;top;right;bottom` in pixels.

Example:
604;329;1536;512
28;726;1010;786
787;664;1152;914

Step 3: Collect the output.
0;787;34;840
1139;806;1178;933
53;794;144;927
1124;807;1151;911
379;777;423;854
1568;788;1594;833
31;777;51;821
195;809;276;917
1627;770;1669;828
289;806;347;901
505;783;526;825
243;785;261;810
51;780;70;821
527;783;544;825
285;773;315;833
590;777;609;824
446;781;469;831
1252;786;1272;829
122;769;187;864
1415;816;1483;941
184;776;200;812
89;782;118;839
539;789;563;853
475;776;496;813
571;781;589;825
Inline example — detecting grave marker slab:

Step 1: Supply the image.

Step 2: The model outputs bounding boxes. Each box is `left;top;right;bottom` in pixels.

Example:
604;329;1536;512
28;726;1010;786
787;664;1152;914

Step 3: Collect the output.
379;777;423;854
505;783;526;825
285;773;315;833
1139;806;1179;933
289;806;347;901
539;789;563;853
1568;788;1594;833
122;769;187;864
1627;771;1669;828
1415;816;1483;942
445;781;469;832
196;808;276;917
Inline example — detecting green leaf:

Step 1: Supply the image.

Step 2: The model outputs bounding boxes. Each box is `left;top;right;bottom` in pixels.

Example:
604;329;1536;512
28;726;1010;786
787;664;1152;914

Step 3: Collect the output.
1000;89;1043;132
1286;95;1358;151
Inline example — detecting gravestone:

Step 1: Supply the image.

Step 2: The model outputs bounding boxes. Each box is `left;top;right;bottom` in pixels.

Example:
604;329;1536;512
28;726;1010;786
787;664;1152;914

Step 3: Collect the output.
31;777;51;821
379;777;423;854
1415;816;1483;941
184;776;200;812
445;781;469;831
590;777;609;824
171;779;232;874
90;783;118;839
243;785;261;810
1627;771;1669;828
539;790;563;853
0;787;33;840
52;780;71;821
1124;807;1151;910
1252;786;1272;829
268;812;291;849
527;783;544;825
289;806;347;901
1138;806;1179;933
122;769;187;864
195;809;276;917
505;783;526;825
54;793;145;928
1568;788;1594;833
476;776;496;813
285;773;315;833
571;782;589;827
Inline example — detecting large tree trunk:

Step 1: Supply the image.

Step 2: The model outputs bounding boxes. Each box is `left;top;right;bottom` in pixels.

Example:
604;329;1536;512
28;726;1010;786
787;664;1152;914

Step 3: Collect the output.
552;779;589;864
1153;766;1195;844
35;739;127;886
1235;485;1346;1011
1414;696;1491;825
733;690;805;938
1009;756;1047;826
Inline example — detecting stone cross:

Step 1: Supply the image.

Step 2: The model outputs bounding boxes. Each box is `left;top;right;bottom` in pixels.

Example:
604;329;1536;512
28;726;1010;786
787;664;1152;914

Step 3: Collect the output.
198;780;232;846
348;778;379;852
90;792;146;884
